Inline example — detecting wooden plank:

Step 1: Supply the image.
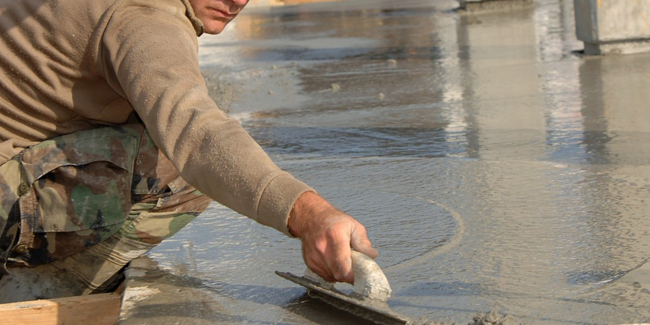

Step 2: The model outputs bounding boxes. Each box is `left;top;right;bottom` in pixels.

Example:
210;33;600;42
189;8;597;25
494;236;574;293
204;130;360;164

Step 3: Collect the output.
0;292;121;325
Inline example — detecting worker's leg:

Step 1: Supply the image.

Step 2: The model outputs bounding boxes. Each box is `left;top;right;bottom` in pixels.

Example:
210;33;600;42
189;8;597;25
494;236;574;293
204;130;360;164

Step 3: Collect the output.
49;163;212;294
0;125;211;301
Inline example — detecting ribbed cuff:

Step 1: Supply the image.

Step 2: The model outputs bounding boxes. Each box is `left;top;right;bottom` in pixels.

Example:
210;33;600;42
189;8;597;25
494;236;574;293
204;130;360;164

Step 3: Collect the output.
256;172;314;237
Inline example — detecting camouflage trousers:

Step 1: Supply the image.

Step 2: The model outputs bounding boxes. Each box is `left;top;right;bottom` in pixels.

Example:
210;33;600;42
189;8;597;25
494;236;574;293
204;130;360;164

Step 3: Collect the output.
0;124;211;293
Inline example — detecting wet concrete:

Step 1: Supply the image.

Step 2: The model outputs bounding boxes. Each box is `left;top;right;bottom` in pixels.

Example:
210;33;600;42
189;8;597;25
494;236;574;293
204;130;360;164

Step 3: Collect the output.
124;0;650;324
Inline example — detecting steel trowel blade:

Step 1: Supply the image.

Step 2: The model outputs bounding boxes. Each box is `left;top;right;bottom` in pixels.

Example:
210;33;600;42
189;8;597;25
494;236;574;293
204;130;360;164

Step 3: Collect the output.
276;271;411;325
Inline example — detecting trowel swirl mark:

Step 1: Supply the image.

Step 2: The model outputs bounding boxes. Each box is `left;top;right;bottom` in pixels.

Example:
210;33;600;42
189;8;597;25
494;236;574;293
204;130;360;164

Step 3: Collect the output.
383;197;465;273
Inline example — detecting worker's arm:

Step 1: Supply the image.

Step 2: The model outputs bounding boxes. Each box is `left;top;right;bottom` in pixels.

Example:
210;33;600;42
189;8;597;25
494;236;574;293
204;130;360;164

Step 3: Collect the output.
288;191;378;284
103;6;312;235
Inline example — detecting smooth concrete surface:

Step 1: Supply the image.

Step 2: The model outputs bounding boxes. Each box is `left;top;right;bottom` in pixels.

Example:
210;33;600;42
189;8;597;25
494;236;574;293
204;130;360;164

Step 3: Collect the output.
120;0;650;324
574;0;650;55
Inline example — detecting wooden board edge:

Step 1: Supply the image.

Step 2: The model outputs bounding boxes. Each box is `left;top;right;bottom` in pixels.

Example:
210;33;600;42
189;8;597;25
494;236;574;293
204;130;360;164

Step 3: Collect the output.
0;292;122;325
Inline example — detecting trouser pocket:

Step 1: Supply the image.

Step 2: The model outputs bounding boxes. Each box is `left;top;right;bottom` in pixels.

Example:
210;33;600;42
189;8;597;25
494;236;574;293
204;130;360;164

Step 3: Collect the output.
12;125;143;265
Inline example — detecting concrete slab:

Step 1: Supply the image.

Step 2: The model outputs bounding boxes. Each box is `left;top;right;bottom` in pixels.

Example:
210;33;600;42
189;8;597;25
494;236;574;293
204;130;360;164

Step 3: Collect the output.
120;0;650;323
119;256;376;324
119;256;229;325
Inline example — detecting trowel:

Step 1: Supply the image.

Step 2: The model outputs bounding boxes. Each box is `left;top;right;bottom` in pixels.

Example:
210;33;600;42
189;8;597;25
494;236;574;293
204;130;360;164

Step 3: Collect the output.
276;251;411;325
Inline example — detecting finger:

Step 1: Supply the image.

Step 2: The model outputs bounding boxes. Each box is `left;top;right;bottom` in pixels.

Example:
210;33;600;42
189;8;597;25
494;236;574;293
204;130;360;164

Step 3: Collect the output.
350;225;378;259
328;232;353;283
303;242;336;282
307;261;335;282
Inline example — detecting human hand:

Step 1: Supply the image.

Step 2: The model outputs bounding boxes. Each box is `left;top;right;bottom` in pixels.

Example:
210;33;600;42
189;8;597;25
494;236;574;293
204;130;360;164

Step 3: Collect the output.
287;191;378;284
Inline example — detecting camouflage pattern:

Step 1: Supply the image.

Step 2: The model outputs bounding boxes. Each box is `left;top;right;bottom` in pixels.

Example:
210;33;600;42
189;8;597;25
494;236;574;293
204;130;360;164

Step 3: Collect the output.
0;124;211;282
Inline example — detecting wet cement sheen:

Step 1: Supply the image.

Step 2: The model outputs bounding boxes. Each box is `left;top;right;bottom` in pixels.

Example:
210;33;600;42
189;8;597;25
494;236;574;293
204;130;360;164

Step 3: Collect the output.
145;0;650;324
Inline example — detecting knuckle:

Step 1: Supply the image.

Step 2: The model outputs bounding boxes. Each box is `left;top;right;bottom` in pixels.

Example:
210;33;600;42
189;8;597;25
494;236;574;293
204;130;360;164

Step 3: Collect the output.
314;239;328;255
324;226;339;239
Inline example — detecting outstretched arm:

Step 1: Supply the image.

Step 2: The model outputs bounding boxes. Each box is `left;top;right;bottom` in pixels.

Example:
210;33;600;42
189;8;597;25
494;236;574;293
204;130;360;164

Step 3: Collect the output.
288;191;378;284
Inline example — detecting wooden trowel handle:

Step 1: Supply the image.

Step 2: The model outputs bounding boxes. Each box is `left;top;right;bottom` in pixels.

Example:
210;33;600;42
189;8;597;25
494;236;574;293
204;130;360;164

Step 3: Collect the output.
305;251;392;302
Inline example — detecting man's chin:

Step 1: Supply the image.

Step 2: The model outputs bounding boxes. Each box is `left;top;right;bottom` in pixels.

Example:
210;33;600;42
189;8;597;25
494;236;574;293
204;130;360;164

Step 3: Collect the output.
203;20;230;35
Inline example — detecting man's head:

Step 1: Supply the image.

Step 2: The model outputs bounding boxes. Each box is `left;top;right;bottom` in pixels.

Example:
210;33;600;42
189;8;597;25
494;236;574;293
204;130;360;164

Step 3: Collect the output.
189;0;249;34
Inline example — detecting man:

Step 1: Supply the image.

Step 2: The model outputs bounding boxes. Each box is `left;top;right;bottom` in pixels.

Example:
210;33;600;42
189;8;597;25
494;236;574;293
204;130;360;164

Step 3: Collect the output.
0;0;377;300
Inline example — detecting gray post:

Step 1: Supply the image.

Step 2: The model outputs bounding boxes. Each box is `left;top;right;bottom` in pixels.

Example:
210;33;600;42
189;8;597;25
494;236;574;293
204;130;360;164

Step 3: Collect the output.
575;0;650;55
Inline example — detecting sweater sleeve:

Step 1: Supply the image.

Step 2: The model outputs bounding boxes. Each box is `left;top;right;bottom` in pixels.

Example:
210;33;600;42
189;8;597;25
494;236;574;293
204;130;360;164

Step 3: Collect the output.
101;5;312;236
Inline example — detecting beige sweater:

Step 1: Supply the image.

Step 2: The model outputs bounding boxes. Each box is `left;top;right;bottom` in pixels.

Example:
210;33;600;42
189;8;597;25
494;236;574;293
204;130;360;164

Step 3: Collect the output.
0;0;312;235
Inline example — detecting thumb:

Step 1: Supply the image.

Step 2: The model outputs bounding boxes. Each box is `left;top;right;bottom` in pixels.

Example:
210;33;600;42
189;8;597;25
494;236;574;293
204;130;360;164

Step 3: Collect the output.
350;227;378;259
